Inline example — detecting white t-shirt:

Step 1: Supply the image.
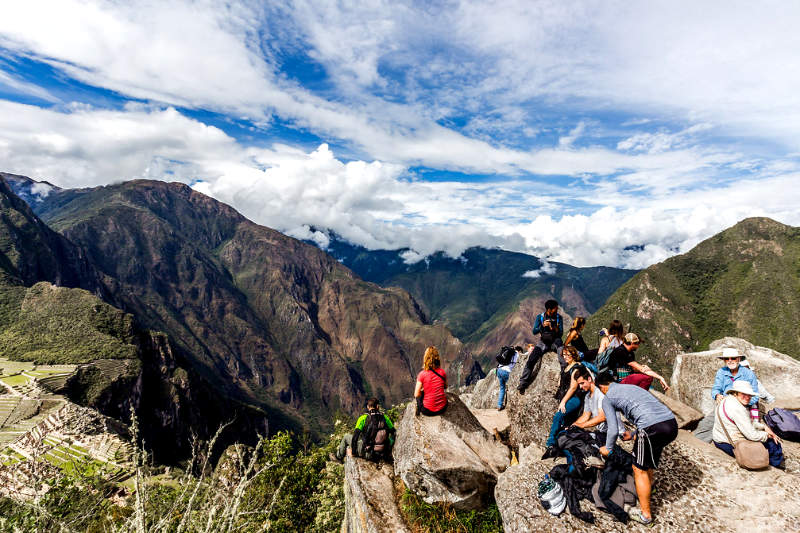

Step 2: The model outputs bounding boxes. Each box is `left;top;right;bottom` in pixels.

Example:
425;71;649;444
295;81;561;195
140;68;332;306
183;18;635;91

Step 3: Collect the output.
584;386;625;435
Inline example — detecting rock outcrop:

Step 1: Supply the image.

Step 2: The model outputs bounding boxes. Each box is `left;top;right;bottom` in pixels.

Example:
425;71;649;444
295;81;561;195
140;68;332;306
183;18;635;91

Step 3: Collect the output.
393;393;510;510
506;351;561;448
496;430;800;532
342;457;410;533
672;338;800;413
650;390;703;430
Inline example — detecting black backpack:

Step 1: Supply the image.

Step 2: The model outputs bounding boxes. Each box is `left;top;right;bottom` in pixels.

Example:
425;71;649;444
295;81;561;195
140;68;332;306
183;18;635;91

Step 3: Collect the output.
496;346;516;366
361;412;392;461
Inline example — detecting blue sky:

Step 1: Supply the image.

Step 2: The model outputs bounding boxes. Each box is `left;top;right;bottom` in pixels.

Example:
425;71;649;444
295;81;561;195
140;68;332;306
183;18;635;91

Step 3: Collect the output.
1;1;799;268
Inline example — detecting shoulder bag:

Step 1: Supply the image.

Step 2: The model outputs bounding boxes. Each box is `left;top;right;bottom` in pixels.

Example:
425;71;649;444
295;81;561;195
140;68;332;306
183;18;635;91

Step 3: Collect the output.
718;400;769;470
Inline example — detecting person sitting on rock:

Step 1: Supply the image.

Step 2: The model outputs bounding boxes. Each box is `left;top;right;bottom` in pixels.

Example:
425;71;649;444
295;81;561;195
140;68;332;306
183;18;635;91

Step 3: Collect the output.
607;332;669;392
542;346;588;459
335;397;395;462
711;348;760;408
415;346;448;416
497;345;528;411
565;316;598;362
712;380;784;469
596;372;678;526
597;319;625;355
572;365;630;444
517;299;563;394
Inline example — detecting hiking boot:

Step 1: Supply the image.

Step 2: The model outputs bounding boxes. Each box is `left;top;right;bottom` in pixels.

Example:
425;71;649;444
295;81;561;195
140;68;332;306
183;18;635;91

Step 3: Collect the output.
517;388;526;396
628;509;654;526
541;446;559;460
497;404;505;411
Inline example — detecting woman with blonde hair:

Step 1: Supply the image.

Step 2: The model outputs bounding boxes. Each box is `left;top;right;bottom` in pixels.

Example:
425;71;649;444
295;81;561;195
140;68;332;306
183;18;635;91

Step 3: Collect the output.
414;346;448;416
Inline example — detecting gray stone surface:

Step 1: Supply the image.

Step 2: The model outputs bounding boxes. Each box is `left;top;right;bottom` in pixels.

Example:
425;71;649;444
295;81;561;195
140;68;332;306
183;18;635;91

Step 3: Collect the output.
506;351;561;448
496;430;800;533
672;338;800;413
341;456;410;533
650;389;703;429
393;392;509;510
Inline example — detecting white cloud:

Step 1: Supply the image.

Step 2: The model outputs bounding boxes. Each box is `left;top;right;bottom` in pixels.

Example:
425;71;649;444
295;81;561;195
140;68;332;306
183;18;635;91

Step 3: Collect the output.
1;101;798;270
522;261;557;278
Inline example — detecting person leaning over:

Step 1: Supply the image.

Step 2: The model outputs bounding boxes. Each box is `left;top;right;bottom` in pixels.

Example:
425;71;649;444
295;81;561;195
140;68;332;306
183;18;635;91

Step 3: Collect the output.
712;380;784;469
597;319;625;355
517;299;563;394
572;365;630;444
597;372;678;526
607;333;669;392
415;346;448;416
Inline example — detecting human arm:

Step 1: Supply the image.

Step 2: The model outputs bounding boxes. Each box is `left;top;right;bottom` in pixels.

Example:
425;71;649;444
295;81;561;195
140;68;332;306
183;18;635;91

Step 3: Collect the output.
572;410;592;428
414;380;423;398
532;314;543;335
555;315;563;338
628;362;670;391
602;396;620;451
598;336;609;353
575;408;606;429
711;369;726;402
558;369;580;412
564;330;577;346
724;398;768;442
745;370;760;407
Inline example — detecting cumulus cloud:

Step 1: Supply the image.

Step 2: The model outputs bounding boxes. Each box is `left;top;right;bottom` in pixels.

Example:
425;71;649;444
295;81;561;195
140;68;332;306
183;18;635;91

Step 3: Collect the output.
1;101;799;270
522;261;557;278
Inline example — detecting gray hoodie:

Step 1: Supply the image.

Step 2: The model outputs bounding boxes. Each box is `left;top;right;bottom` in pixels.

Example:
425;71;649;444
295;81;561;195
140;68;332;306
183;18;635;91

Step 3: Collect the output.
603;383;675;450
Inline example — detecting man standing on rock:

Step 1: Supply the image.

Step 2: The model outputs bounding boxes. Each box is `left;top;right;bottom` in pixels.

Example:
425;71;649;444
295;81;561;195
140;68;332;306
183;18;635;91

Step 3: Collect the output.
596;372;678;526
517;299;563;394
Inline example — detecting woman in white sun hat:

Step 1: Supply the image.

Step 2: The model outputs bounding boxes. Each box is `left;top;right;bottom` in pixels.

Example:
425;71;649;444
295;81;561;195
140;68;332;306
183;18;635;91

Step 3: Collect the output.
712;380;784;469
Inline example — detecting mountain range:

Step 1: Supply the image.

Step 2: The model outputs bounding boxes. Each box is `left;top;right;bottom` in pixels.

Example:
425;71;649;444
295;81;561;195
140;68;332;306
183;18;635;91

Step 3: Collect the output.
586;216;800;375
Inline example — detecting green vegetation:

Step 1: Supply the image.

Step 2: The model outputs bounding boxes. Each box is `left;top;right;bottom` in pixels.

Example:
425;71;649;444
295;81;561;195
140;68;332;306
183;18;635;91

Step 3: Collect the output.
587;217;800;376
0;282;138;364
400;490;503;533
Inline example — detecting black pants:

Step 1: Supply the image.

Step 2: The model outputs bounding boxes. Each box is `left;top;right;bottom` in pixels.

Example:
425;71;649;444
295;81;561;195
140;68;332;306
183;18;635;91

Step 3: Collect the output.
416;396;447;416
517;338;563;392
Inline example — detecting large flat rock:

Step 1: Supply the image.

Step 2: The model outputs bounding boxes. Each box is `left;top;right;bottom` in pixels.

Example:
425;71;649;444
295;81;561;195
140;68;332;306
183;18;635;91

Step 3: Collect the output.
393;393;510;510
650;390;703;430
672;338;800;413
506;351;561;448
496;430;800;532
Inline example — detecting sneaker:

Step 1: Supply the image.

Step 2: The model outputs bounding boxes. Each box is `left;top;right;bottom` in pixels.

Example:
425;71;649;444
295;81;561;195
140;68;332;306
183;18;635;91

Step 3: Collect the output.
628;509;654;526
541;446;559;460
497;404;505;411
517;388;526;396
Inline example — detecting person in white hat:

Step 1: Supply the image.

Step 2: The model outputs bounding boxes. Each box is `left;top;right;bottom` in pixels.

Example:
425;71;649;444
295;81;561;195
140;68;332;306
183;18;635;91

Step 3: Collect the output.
712;380;784;469
711;348;760;407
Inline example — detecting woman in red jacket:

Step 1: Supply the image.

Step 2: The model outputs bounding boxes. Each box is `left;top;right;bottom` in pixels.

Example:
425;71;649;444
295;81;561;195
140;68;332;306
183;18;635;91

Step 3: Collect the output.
414;346;448;416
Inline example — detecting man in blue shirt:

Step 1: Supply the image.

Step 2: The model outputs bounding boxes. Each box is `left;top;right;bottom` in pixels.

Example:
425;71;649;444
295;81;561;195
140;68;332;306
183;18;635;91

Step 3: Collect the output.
711;348;759;407
517;299;563;394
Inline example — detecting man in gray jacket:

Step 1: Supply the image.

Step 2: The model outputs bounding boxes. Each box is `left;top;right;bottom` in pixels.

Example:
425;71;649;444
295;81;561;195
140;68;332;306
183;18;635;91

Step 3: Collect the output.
596;372;678;526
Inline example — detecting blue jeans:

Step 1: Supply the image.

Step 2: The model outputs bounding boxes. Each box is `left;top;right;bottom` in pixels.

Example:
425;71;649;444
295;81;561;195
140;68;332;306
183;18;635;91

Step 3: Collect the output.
714;439;784;467
497;368;510;408
546;396;582;447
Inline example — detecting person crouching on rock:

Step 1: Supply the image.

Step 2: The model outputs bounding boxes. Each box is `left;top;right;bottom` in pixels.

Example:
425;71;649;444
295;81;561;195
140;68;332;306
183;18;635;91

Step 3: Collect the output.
335;397;395;462
517;299;563;394
607;332;670;392
712;380;784;469
542;346;588;459
596;371;678;526
415;346;447;416
571;365;631;446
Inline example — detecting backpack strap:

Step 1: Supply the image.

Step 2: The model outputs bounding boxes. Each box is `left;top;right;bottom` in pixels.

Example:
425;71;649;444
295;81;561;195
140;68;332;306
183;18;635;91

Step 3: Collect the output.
430;369;446;384
717;399;737;444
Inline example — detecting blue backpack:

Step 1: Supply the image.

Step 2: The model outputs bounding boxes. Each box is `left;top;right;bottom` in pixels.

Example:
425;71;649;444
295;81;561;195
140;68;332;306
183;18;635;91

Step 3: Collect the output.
764;408;800;442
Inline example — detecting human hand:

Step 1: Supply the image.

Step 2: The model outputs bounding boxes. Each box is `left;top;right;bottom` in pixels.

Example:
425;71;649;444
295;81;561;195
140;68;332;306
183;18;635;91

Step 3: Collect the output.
715;394;723;404
558;402;567;413
599;446;609;457
621;431;633;441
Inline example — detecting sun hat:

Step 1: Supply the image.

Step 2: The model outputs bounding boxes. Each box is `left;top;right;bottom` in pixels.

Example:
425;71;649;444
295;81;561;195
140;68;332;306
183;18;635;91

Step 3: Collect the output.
717;347;746;360
623;332;640;344
726;380;757;396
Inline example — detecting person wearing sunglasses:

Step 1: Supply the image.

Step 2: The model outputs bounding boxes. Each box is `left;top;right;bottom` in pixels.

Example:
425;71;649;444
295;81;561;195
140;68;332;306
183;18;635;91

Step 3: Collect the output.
711;348;760;408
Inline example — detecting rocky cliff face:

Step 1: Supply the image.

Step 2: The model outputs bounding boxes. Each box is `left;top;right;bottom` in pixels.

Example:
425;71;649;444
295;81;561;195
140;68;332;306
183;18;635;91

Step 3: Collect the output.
586;217;800;376
18;178;463;432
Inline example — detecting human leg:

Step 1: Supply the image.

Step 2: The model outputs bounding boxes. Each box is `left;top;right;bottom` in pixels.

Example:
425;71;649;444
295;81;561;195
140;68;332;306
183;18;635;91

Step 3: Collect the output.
336;433;354;461
632;464;653;520
764;439;784;467
497;369;509;408
621;373;653;390
545;396;582;447
517;344;544;392
713;441;735;457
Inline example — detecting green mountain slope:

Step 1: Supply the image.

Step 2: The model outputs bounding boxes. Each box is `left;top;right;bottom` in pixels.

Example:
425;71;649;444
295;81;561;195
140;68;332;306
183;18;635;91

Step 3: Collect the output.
586;217;800;375
319;237;636;344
